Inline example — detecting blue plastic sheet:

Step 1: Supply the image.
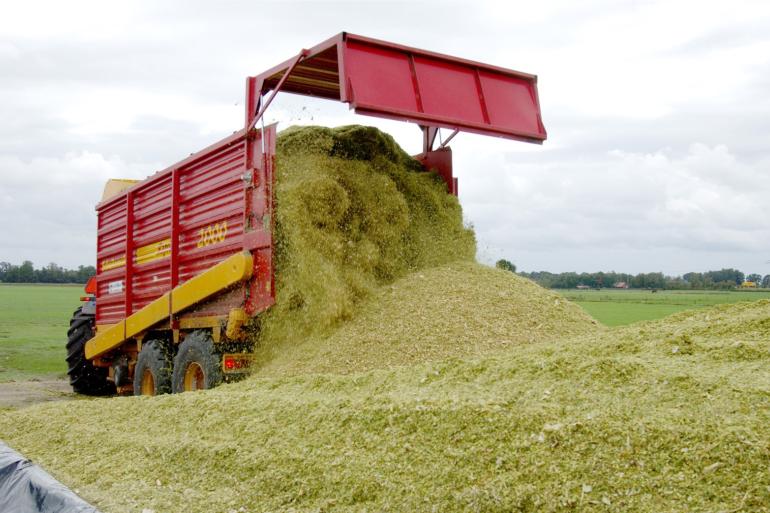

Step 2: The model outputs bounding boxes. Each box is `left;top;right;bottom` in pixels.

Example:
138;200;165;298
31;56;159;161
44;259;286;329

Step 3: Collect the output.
0;442;100;513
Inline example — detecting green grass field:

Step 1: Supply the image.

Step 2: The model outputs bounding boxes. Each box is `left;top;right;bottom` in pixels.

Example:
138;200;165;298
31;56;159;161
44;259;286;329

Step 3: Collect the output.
558;288;770;326
0;284;82;381
2;283;769;381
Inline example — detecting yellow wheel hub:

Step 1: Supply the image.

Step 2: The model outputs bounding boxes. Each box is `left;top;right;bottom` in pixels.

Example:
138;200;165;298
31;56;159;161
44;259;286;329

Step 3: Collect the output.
140;369;155;396
183;362;205;391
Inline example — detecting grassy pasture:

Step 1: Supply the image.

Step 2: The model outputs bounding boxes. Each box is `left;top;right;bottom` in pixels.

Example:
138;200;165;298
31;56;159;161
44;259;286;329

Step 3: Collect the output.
2;283;770;381
0;283;81;381
558;288;770;326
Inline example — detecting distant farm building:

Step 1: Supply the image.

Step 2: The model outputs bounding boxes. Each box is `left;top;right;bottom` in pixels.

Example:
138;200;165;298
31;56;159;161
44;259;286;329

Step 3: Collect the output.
613;281;629;289
576;284;591;290
740;281;758;288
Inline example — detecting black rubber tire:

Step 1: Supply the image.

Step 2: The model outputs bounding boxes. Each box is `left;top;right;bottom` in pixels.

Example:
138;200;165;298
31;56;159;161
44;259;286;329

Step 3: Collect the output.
133;339;173;396
171;331;223;393
66;307;116;396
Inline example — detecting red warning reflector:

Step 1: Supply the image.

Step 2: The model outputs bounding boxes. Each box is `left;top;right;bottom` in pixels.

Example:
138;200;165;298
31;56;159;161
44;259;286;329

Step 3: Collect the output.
222;353;253;373
84;276;97;295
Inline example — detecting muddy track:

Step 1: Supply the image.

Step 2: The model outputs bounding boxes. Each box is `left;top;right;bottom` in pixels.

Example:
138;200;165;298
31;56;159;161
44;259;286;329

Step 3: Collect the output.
0;380;74;410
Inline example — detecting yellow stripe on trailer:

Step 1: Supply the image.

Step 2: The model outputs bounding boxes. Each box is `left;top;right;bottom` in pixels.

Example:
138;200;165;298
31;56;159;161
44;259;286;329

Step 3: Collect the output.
101;256;126;272
85;251;253;360
100;238;172;272
135;238;171;265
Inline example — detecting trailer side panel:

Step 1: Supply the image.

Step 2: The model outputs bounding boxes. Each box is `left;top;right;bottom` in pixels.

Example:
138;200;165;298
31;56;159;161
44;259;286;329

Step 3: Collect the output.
94;127;276;332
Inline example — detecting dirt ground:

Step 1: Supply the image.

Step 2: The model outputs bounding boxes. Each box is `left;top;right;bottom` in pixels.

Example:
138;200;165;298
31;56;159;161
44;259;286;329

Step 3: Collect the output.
0;379;73;410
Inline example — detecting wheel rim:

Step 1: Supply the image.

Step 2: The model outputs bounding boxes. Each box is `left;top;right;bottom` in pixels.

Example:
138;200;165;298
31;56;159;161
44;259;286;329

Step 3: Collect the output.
183;362;205;391
140;369;155;396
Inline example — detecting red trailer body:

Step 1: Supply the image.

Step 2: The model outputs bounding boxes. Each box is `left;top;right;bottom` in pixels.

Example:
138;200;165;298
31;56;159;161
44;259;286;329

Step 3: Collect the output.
70;32;546;396
95;128;275;333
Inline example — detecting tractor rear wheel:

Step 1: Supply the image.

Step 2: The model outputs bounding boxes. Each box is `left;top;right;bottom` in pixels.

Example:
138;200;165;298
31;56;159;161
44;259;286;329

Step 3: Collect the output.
66;307;115;396
133;339;173;396
171;331;223;392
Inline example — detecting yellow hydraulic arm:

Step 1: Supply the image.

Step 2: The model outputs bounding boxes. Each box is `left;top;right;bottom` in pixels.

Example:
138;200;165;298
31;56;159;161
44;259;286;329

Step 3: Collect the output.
85;252;253;360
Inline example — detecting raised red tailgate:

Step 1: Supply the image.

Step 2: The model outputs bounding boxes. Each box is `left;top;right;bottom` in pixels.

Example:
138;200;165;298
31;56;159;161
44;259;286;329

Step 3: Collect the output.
249;32;546;144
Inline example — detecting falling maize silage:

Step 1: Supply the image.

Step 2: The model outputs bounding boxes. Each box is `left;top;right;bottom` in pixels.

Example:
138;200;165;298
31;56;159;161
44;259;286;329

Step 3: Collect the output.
253;125;476;352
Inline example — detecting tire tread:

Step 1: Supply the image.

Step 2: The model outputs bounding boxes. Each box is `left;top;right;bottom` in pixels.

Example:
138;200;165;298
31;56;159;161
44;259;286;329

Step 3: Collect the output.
66;307;115;396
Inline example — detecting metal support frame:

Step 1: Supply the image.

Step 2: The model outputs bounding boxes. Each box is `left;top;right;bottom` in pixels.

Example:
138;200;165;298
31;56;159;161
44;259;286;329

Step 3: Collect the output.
421;125;460;153
418;125;460;196
422;125;438;153
246;50;309;131
124;191;134;319
440;128;459;148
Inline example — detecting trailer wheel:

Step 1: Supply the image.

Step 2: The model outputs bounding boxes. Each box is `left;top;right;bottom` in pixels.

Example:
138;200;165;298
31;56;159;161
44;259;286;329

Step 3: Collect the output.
171;331;223;392
133;340;173;396
66;307;116;396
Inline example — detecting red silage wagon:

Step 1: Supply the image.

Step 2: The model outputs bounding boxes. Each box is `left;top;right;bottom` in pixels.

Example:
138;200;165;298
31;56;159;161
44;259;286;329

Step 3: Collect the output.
66;32;546;396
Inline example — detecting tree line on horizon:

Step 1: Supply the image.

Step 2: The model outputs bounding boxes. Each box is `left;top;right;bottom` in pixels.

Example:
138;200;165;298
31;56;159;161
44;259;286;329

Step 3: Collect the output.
2;259;769;290
0;261;96;284
494;260;769;290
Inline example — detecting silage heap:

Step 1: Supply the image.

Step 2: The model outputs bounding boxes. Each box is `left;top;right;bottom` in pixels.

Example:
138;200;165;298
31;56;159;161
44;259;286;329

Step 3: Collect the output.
252;125;596;372
1;301;768;512
257;261;599;376
3;126;767;512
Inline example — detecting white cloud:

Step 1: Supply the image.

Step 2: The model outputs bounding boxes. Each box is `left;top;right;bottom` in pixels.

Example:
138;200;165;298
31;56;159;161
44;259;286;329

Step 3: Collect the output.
0;152;157;267
0;1;139;40
460;143;770;272
0;0;769;276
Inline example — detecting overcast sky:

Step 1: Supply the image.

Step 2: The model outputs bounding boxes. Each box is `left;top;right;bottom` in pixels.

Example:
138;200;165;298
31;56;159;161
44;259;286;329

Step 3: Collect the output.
1;0;769;275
